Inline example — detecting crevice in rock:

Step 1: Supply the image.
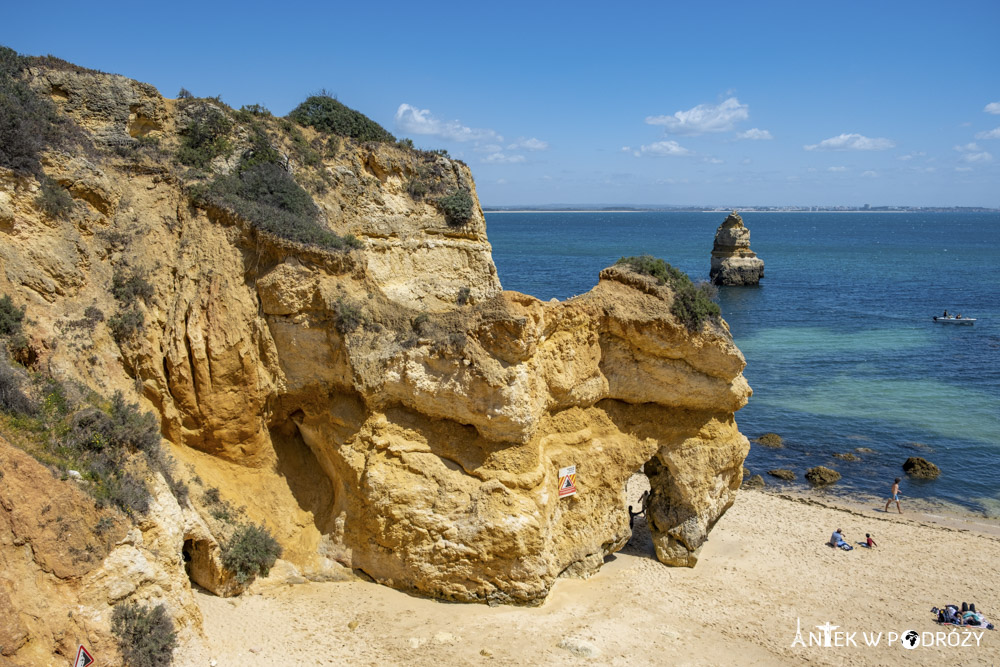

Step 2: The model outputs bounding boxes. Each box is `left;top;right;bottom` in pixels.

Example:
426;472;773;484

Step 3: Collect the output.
271;416;336;534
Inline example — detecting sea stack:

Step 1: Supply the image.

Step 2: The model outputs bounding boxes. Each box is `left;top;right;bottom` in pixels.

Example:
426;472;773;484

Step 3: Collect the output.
710;211;764;286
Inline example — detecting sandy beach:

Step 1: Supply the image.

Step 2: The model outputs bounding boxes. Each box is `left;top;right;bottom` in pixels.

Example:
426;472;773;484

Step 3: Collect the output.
177;482;1000;666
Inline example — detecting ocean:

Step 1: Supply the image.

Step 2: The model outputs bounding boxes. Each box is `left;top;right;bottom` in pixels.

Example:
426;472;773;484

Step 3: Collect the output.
486;211;1000;517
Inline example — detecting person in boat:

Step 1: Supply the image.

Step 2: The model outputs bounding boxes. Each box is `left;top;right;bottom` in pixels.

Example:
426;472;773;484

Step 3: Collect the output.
943;310;949;317
956;313;962;319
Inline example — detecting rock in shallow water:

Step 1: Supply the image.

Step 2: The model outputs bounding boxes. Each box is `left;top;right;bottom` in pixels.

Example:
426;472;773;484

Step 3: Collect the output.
902;456;940;479
805;466;841;485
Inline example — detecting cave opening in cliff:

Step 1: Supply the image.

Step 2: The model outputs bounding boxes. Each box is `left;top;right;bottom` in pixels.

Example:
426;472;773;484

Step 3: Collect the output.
271;412;337;534
182;537;216;590
621;462;657;558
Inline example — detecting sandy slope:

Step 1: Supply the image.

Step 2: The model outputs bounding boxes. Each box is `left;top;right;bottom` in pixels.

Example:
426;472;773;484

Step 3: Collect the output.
178;484;1000;666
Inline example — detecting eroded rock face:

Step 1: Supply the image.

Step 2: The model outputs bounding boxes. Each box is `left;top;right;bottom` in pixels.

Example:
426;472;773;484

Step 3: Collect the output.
710;211;764;286
0;56;754;641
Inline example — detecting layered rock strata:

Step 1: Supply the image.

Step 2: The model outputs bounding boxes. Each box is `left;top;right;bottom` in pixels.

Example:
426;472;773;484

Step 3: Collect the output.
0;56;753;662
709;211;764;285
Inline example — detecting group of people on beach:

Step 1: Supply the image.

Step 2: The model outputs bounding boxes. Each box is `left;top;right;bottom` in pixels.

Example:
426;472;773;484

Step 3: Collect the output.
829;478;904;551
829;528;876;551
933;603;995;630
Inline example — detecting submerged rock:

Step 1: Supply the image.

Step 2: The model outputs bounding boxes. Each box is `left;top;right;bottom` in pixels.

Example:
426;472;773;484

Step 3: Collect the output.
710;211;765;286
833;452;859;461
767;469;796;481
902;457;940;479
805;466;841;485
755;432;783;448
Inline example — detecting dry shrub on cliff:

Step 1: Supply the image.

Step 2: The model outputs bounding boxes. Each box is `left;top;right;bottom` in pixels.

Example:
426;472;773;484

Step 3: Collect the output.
35;177;75;219
615;255;721;330
111;601;177;667
221;522;282;584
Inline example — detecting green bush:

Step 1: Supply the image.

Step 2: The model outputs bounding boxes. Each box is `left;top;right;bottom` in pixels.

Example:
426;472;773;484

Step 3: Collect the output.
202;160;359;250
176;103;232;169
615;255;721;330
288;94;395;142
0;294;25;337
35;177;74;219
221;522;282;584
108;307;145;342
68;392;161;515
0;47;76;176
112;266;154;305
0;356;34;415
110;601;176;667
437;188;474;226
333;297;363;333
456;286;471;306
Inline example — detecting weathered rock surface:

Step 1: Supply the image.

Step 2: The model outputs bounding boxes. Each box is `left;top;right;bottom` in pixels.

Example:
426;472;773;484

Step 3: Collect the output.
0;55;754;662
805;466;841;486
902;457;940;479
767;469;796;481
710;211;764;286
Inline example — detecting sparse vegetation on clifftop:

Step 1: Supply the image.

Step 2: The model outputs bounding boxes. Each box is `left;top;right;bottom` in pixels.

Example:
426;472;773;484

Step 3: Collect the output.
615;255;721;330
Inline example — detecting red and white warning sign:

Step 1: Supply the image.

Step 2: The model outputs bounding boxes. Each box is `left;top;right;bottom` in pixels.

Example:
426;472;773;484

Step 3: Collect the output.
74;645;95;667
558;465;577;497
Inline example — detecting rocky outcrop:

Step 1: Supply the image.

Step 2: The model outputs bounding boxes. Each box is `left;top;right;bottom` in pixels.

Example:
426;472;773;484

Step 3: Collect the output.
805;466;841;485
767;469;795;481
710;211;764;286
0;54;754;662
902;457;940;479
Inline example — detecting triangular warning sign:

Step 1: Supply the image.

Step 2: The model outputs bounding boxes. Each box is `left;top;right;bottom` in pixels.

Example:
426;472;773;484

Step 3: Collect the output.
561;476;574;489
75;645;95;667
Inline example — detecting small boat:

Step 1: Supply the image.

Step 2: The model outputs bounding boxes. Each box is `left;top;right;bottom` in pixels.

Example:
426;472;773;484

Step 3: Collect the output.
933;316;975;325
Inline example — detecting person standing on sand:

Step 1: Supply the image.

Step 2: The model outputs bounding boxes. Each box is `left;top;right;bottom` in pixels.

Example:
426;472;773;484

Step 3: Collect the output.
884;478;902;514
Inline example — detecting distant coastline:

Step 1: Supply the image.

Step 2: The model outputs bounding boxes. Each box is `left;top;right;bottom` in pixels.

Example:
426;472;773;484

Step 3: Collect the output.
483;206;1000;213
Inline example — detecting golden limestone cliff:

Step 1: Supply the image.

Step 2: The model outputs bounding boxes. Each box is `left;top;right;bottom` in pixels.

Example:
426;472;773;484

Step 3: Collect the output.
0;54;750;662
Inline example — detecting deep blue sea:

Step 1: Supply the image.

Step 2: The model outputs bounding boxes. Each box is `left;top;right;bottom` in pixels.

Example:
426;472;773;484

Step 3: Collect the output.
486;211;1000;517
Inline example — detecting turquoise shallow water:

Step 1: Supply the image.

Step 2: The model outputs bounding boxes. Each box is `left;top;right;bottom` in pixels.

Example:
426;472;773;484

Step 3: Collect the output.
486;211;1000;516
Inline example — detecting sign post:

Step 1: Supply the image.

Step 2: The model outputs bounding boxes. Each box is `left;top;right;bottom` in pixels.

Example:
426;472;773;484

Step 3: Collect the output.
558;465;577;498
74;645;95;667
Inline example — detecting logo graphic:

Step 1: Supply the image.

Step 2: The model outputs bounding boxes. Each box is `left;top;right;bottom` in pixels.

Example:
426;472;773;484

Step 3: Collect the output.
902;630;920;649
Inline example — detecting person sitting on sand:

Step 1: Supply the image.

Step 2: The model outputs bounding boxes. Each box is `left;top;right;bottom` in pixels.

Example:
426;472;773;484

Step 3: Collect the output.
830;528;852;550
865;533;877;548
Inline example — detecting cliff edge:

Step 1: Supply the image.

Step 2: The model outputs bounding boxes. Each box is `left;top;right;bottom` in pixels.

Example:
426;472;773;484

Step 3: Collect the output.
0;49;751;662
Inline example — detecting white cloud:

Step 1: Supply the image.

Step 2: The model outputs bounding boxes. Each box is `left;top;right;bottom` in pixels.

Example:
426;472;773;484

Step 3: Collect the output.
507;137;548;151
961;151;993;163
954;143;993;162
828;166;847;172
703;157;724;164
897;151;925;161
985;102;1000;114
483;152;526;164
976;127;1000;140
955;166;973;172
804;133;896;151
638;140;693;157
395;104;501;143
737;128;773;140
861;170;878;178
645;97;749;135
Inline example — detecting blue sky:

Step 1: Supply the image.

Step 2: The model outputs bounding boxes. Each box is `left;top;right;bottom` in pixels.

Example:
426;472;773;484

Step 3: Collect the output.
4;0;999;207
